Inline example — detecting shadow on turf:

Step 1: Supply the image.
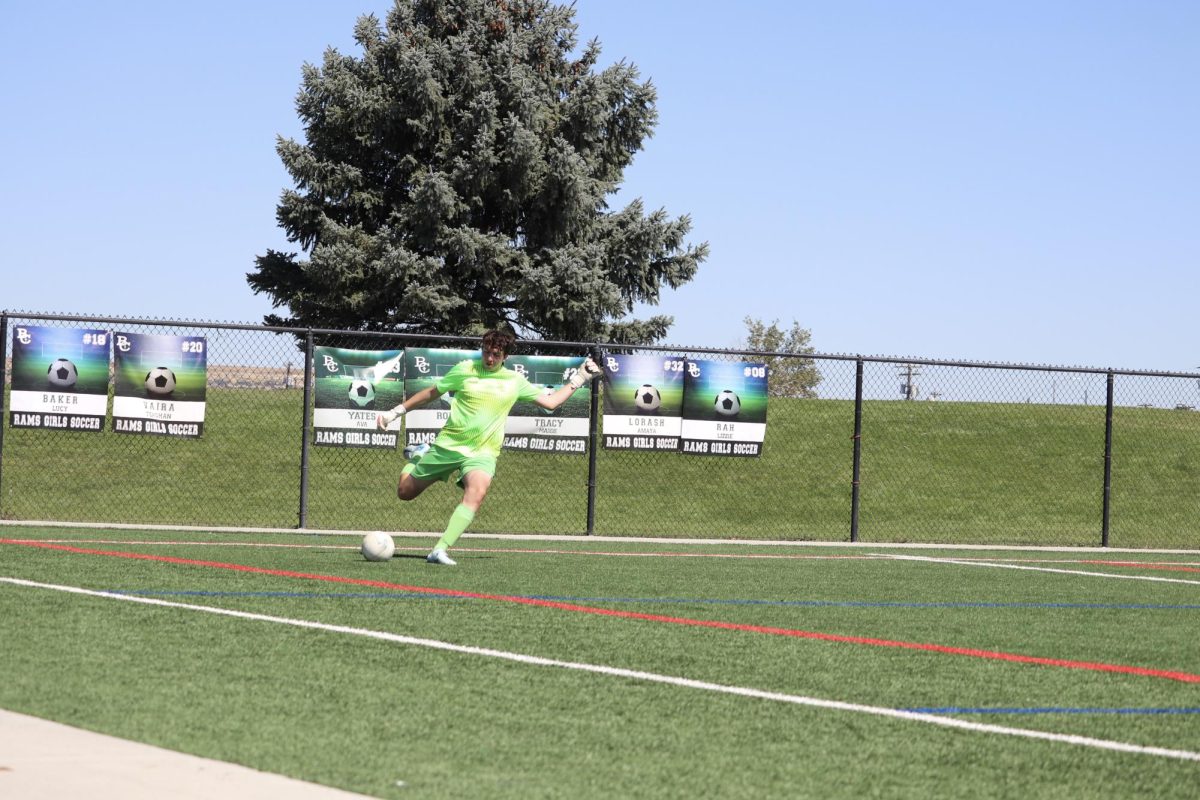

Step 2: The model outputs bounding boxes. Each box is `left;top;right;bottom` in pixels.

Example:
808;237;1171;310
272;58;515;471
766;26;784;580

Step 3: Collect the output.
391;554;498;561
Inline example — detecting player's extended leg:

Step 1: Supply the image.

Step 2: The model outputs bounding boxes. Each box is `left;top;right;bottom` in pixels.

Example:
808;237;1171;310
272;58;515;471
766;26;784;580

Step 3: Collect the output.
397;463;437;501
427;470;492;566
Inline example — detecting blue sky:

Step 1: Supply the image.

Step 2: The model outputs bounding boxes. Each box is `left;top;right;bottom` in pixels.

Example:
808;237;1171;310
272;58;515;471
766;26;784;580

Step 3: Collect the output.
2;1;1196;372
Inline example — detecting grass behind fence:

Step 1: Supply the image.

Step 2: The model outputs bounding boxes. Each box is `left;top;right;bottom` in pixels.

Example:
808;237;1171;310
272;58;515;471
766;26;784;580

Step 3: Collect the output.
2;390;1198;547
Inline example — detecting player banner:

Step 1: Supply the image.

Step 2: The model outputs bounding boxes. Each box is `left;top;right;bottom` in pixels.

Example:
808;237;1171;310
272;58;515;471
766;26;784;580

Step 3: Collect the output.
401;347;478;449
503;354;592;454
112;331;208;438
9;325;109;432
600;353;684;451
312;346;404;448
680;359;768;457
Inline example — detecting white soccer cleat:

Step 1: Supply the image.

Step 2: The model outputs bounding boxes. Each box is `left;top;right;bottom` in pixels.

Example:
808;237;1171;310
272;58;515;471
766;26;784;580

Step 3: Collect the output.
426;549;457;566
403;442;430;461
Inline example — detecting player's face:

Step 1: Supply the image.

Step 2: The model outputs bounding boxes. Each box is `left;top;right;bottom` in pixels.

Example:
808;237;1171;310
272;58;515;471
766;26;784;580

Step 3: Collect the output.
481;345;507;371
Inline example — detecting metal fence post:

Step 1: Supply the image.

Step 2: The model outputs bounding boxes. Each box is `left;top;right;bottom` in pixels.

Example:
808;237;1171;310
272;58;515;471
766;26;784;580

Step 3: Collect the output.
585;371;600;534
850;358;864;542
1101;371;1115;547
0;312;8;518
298;329;314;529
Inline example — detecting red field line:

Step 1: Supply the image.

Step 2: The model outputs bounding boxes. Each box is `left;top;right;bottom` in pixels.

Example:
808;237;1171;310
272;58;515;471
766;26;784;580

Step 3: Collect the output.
6;538;1200;685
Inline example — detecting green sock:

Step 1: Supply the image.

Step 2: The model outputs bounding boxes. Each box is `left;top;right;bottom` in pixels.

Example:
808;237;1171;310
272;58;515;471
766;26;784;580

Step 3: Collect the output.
434;504;475;551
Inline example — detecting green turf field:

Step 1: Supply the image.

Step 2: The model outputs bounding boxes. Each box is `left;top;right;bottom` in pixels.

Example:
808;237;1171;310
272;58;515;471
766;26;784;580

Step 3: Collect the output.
2;389;1198;546
1;527;1198;798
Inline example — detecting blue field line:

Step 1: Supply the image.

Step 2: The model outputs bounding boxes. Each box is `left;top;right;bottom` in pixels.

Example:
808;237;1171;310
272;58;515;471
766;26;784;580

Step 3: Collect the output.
907;707;1200;716
111;589;1200;611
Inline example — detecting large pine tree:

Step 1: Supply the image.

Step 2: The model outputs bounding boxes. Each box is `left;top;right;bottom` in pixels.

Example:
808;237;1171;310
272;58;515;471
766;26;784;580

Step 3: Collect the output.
248;0;707;343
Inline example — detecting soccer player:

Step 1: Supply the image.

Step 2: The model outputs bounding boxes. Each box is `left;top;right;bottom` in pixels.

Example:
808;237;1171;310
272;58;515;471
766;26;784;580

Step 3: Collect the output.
376;329;601;565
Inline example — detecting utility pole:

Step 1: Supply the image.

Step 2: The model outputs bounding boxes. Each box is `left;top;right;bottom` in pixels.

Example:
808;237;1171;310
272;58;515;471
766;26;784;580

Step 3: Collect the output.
898;363;921;401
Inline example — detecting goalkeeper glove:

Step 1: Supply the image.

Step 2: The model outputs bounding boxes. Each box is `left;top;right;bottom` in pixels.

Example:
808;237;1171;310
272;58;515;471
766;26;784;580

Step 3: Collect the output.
568;357;602;389
376;404;406;430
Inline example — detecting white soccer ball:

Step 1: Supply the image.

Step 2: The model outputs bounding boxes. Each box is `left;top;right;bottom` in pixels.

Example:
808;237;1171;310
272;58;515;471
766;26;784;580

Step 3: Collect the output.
634;384;662;412
348;379;375;407
47;359;78;389
361;531;395;562
144;366;177;395
714;389;741;417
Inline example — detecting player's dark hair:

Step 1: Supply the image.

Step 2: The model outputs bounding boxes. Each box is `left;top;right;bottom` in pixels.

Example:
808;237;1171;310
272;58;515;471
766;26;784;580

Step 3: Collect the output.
481;329;516;355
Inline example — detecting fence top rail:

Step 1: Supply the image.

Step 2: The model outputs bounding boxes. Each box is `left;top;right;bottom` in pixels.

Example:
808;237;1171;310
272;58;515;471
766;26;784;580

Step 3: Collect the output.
4;309;1198;380
627;342;1200;379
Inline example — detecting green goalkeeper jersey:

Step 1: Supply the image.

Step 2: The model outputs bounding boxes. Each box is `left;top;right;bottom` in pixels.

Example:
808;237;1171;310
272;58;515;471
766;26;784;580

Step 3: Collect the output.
433;359;542;457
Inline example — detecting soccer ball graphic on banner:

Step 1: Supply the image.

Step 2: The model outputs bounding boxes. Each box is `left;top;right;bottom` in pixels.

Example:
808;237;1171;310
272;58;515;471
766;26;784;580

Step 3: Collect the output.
361;531;395;562
714;389;741;417
144;367;177;395
634;384;662;412
47;359;78;389
348;379;375;407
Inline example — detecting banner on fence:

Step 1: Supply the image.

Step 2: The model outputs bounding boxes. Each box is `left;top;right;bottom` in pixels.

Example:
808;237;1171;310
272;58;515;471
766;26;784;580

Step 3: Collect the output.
600;353;684;451
8;325;109;432
112;331;208;438
312;346;404;448
680;359;768;457
502;354;591;454
401;347;478;448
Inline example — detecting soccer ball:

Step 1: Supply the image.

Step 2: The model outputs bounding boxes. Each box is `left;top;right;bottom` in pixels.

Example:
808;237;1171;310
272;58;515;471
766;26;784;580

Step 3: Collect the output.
348;379;375;407
144;366;177;395
47;359;78;389
634;384;662;412
714;389;741;417
361;531;395;562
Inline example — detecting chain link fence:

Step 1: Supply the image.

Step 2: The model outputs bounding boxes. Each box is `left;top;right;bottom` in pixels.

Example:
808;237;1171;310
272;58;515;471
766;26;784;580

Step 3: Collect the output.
2;312;1198;548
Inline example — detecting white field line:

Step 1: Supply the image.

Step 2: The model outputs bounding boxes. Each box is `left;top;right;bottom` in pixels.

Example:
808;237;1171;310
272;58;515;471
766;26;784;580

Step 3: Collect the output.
3;518;1199;555
952;558;1200;567
3;576;1199;764
877;554;1200;587
11;539;887;561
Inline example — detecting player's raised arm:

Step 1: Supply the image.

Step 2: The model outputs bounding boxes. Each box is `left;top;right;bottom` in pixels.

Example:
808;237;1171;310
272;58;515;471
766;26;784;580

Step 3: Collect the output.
376;384;442;430
534;356;602;411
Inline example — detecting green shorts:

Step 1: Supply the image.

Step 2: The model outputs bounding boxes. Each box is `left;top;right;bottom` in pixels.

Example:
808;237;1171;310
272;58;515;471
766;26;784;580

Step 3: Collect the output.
404;442;497;486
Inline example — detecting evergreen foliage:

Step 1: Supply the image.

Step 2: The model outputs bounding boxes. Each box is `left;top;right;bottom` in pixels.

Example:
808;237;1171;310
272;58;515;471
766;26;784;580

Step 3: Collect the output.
248;0;708;343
